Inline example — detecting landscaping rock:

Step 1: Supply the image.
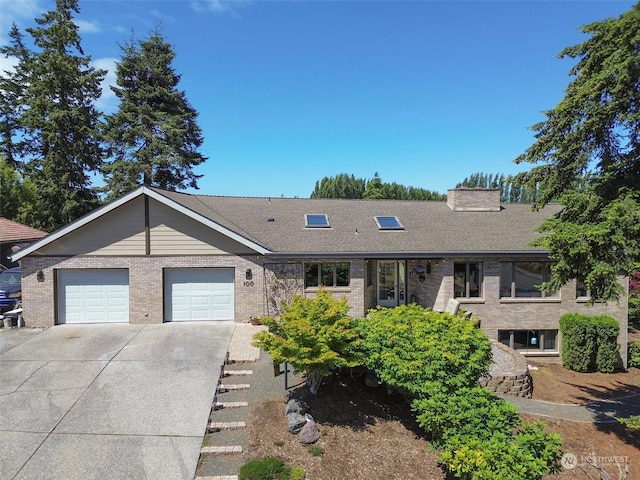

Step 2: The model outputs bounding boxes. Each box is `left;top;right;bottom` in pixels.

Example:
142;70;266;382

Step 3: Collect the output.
286;412;307;434
285;398;310;416
298;419;321;444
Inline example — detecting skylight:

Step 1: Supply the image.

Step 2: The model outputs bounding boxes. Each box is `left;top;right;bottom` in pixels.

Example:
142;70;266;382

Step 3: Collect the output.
374;216;404;230
305;214;330;228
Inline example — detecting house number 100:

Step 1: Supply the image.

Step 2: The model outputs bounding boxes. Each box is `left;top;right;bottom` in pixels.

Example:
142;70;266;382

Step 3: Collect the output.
243;281;254;287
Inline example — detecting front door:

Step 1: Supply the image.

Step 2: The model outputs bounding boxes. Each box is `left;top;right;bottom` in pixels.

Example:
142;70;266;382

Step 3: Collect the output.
377;260;406;307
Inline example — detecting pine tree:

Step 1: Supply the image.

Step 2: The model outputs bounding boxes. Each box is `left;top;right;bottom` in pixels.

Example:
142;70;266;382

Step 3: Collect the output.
102;29;206;199
18;0;105;230
516;3;640;301
0;24;32;170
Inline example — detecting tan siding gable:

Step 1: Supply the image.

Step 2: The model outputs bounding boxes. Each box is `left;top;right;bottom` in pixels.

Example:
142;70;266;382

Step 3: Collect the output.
37;197;146;256
149;200;255;255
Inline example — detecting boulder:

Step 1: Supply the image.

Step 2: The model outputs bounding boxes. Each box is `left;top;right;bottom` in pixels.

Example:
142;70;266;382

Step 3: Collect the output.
285;398;310;416
286;412;307;434
298;419;321;444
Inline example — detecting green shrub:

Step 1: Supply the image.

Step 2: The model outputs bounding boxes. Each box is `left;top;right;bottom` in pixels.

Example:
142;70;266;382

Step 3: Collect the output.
629;294;640;329
253;289;361;395
239;457;291;480
307;445;324;457
559;313;620;372
354;304;561;480
559;313;596;372
440;422;562;480
617;414;640;430
413;387;520;447
593;315;620;372
355;304;491;397
290;467;306;480
629;342;640;368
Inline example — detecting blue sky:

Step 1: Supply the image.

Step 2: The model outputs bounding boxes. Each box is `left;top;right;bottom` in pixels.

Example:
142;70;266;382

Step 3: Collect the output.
0;0;635;198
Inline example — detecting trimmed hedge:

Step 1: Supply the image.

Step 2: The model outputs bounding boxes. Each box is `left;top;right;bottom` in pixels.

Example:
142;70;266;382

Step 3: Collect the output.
559;313;620;372
629;342;640;368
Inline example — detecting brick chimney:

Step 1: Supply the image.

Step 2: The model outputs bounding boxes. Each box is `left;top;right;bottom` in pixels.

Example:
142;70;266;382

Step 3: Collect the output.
446;188;501;212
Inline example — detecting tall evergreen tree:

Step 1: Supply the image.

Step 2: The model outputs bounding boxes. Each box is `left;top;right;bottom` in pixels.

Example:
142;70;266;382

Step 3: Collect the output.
516;3;640;301
16;0;105;230
0;24;32;171
102;29;206;199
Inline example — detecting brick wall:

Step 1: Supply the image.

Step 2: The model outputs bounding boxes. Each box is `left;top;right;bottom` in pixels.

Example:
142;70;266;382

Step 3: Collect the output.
20;256;368;328
444;257;628;368
20;254;629;368
20;255;267;328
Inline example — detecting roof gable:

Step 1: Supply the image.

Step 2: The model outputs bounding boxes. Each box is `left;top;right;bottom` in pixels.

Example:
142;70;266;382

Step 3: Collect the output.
11;187;270;262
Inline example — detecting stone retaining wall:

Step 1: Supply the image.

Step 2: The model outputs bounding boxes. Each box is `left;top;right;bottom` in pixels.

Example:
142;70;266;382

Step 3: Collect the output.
479;341;533;398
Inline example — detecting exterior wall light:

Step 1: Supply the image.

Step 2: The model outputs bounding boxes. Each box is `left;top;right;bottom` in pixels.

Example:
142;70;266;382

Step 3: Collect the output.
37;270;44;282
245;268;252;280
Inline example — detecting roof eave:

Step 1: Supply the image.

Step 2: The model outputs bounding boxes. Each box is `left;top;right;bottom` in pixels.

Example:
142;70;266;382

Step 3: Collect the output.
266;250;551;259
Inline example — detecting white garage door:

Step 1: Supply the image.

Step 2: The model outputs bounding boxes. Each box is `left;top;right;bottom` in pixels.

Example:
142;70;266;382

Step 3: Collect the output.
58;269;129;324
164;268;234;322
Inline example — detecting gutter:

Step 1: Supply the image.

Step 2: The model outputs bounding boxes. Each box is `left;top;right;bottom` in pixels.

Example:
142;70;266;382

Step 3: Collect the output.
266;250;551;260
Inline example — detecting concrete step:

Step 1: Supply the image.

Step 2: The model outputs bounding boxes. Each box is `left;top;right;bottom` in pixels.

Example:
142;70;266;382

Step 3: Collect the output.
217;383;250;392
213;401;249;410
207;421;246;432
223;369;253;376
200;445;243;455
195;476;239;480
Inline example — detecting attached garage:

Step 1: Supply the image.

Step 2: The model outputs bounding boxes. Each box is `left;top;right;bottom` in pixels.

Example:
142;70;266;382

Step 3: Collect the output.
164;268;235;322
57;269;129;324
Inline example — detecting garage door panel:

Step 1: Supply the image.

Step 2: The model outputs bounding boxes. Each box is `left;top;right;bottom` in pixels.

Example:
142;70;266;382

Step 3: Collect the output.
58;269;129;324
165;268;234;322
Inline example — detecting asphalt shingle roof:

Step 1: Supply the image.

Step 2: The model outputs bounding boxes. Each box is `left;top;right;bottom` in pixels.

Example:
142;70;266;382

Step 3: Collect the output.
0;217;47;243
154;189;562;257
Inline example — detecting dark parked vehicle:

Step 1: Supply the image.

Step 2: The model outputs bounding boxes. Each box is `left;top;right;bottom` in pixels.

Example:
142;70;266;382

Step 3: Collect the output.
0;267;21;313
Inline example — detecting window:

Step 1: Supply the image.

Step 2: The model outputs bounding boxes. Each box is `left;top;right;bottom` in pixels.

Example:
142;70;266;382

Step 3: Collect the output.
305;263;350;288
500;262;557;298
374;216;404;230
576;279;599;299
576;279;590;298
499;330;558;352
305;214;329;228
454;262;483;298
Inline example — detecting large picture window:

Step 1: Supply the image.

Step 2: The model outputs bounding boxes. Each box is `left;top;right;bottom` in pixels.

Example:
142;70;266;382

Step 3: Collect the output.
498;330;558;352
500;262;557;298
454;262;482;298
305;263;350;288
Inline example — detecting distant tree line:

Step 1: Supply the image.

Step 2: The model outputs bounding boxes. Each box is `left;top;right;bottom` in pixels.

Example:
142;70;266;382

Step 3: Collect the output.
310;173;446;201
456;172;542;204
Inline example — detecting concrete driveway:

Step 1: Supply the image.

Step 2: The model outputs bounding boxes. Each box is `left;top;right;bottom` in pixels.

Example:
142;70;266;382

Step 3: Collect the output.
0;322;235;480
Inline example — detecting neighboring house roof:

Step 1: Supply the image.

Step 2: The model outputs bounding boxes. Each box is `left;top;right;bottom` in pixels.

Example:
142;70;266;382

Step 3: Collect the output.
0;217;47;243
12;186;563;262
